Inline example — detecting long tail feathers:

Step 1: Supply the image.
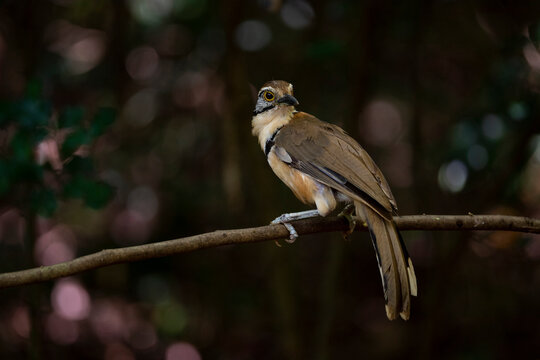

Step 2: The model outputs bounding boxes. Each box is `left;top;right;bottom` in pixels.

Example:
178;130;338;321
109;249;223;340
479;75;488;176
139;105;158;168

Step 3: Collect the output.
358;203;418;320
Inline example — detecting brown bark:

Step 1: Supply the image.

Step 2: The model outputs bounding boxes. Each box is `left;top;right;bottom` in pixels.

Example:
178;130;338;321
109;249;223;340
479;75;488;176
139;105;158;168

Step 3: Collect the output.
0;214;538;289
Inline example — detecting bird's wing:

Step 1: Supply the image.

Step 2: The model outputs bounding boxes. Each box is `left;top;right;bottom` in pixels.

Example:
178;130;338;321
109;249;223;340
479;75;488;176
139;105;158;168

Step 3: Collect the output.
273;112;397;218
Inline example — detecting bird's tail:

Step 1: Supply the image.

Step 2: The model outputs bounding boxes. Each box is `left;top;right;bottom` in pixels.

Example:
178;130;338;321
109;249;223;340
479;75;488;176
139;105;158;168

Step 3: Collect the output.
357;203;418;320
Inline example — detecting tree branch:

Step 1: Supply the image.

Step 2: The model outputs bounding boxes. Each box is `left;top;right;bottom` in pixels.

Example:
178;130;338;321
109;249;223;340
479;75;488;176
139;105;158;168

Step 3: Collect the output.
1;214;539;289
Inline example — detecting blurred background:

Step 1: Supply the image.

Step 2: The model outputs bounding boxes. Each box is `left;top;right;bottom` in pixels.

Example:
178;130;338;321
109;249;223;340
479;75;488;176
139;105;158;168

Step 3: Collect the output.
1;0;540;359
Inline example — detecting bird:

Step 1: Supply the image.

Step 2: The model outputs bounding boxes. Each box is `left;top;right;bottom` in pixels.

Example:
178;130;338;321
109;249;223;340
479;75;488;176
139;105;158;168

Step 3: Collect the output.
251;80;417;320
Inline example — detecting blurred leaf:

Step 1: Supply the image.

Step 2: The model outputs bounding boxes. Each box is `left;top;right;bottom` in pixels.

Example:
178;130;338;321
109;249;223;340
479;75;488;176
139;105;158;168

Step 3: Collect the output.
65;155;94;174
63;175;87;199
10;132;34;161
16;98;51;128
89;107;115;137
83;180;114;209
31;187;57;216
58;106;85;128
64;175;114;209
61;129;90;156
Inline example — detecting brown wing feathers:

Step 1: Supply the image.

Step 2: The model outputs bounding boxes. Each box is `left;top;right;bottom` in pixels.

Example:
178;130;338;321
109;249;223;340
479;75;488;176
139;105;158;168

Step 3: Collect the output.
274;113;395;218
274;111;417;320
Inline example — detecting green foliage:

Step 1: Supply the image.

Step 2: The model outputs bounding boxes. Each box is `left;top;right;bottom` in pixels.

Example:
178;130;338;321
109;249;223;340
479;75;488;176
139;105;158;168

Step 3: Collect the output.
63;175;114;209
89;107;115;137
16;98;52;129
0;83;116;216
61;129;91;157
58;106;84;128
31;187;57;216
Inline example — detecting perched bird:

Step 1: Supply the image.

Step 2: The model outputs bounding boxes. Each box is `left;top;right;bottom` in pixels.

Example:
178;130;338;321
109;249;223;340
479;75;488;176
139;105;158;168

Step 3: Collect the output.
251;80;417;320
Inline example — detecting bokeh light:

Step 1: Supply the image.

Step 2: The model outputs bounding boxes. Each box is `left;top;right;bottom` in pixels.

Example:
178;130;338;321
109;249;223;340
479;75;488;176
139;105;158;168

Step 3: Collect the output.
235;20;272;52
523;43;540;72
481;114;505;140
35;225;76;266
532;135;540;162
153;300;188;335
127;186;159;221
361;100;403;147
126;46;160;81
165;342;202;360
9;306;30;339
128;0;174;25
508;102;527;121
280;0;315;29
111;209;152;245
51;279;91;321
46;20;106;74
90;299;127;343
122;89;159;127
65;35;106;74
467;144;489;170
104;342;135;360
438;160;468;193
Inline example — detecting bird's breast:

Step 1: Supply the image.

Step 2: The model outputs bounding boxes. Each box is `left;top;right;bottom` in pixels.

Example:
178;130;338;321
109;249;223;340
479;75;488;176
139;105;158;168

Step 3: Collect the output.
267;151;317;204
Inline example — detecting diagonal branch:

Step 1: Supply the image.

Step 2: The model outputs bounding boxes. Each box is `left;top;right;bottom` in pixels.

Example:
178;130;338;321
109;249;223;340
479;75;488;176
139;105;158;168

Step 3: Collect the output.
0;214;539;289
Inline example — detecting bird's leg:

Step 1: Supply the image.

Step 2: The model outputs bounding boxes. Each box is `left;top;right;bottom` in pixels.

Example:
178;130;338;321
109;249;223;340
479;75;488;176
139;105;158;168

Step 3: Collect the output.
271;209;321;243
272;209;321;223
338;204;357;240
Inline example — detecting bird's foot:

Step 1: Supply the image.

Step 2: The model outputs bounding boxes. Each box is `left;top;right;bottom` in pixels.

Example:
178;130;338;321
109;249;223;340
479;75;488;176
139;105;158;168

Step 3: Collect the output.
338;204;357;240
271;210;320;243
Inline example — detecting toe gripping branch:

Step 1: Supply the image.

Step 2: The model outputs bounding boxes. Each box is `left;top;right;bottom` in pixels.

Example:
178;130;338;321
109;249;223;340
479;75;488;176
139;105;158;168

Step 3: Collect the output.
271;210;321;243
338;204;357;240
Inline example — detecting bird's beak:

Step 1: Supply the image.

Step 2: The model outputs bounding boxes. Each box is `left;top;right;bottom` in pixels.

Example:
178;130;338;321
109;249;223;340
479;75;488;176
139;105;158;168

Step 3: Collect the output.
277;94;299;106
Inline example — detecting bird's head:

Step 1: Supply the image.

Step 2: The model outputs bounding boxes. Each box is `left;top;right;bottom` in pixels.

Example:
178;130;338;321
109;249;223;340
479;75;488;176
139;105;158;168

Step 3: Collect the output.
253;80;299;116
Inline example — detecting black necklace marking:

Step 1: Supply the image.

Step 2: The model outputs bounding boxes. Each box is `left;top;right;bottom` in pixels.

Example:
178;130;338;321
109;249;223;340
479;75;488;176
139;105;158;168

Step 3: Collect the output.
264;126;283;157
253;104;275;116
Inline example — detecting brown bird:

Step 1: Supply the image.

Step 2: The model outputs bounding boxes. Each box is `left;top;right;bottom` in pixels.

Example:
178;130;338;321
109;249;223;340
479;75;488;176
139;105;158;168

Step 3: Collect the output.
252;80;417;320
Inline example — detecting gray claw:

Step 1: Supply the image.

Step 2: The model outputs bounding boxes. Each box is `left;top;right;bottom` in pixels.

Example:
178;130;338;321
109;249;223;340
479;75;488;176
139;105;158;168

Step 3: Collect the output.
283;223;298;243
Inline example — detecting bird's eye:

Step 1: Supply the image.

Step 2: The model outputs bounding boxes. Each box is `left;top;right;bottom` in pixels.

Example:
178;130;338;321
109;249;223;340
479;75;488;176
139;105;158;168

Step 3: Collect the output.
263;91;275;102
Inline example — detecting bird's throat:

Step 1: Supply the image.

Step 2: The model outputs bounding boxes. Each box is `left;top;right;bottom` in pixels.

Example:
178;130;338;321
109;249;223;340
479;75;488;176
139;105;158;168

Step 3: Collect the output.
252;107;294;151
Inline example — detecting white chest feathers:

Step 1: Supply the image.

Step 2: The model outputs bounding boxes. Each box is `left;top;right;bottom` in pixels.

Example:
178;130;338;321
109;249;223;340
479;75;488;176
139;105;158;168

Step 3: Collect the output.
251;107;294;150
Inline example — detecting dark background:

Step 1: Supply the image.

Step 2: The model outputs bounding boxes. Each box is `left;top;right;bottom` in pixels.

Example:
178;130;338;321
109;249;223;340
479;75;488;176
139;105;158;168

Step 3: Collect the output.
1;0;540;359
